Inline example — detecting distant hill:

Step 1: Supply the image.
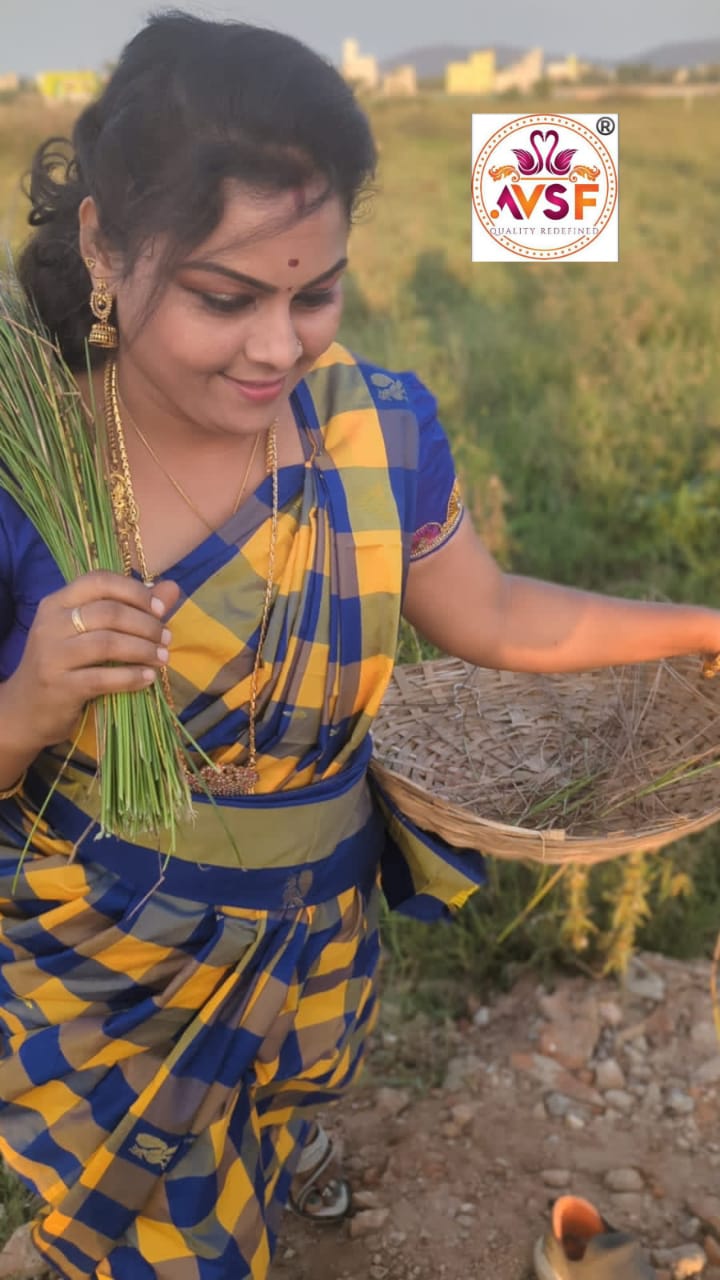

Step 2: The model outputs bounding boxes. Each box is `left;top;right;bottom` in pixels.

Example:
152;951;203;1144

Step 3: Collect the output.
621;38;720;68
380;37;720;79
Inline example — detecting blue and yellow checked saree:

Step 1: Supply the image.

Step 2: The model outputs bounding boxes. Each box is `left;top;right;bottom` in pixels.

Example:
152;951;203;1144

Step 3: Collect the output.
0;343;485;1279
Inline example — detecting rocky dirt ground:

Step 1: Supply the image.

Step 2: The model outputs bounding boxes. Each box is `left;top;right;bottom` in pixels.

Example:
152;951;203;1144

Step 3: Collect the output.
1;949;718;1280
277;950;720;1280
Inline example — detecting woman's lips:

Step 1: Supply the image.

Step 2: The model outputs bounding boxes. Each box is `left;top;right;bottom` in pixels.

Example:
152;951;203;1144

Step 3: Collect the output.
222;375;286;403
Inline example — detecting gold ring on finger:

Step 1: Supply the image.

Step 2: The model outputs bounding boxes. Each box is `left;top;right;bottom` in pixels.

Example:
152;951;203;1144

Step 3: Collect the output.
71;606;88;636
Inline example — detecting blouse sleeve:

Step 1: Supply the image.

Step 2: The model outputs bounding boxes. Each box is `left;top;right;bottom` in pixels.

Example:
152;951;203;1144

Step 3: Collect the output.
402;372;464;562
0;490;65;680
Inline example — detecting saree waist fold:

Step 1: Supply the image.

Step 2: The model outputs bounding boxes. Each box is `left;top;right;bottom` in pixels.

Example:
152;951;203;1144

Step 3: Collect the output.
18;739;382;910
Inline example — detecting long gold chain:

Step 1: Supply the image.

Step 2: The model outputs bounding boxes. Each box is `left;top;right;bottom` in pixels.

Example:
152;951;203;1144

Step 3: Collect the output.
118;382;262;535
104;358;279;796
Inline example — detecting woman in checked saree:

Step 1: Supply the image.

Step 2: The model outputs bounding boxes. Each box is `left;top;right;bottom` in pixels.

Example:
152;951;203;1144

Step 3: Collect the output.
1;13;720;1280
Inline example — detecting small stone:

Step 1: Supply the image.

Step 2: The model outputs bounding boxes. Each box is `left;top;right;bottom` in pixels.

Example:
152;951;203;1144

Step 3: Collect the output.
599;1000;623;1027
348;1208;390;1239
693;1057;720;1087
282;1248;297;1261
604;1089;635;1114
594;1058;626;1091
0;1225;49;1279
630;1064;653;1083
627;1034;650;1056
643;1081;662;1110
460;1203;475;1214
369;1268;388;1280
352;1190;381;1211
691;1020;719;1053
450;1102;478;1130
538;1013;600;1070
457;1215;475;1229
542;1169;571;1189
374;1087;411;1119
666;1088;695;1116
686;1195;720;1237
652;1244;706;1278
545;1092;572;1118
473;1006;491;1027
386;1231;407;1248
443;1053;485;1092
604;1167;645;1193
679;1217;702;1241
625;957;666;1002
565;1112;585;1130
610;1192;644;1217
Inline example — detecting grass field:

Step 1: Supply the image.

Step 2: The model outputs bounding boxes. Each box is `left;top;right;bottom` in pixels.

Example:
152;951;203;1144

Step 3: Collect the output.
1;92;719;988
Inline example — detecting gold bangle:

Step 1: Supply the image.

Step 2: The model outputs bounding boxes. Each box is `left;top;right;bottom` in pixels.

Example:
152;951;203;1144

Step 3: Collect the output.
0;769;27;800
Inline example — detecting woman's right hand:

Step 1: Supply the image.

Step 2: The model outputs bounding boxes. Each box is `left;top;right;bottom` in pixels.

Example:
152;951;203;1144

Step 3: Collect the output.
1;571;181;753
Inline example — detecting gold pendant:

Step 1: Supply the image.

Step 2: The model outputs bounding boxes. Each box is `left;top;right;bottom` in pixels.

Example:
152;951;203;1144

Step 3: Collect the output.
185;762;260;796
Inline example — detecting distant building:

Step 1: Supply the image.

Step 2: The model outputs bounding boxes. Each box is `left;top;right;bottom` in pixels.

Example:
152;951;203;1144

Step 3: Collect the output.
0;72;19;94
446;47;547;94
494;47;544;92
382;65;417;96
341;38;379;91
446;50;495;95
546;53;583;83
36;70;102;104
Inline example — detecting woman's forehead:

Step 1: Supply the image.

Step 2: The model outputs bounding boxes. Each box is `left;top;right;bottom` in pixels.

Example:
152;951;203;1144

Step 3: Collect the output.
186;189;348;274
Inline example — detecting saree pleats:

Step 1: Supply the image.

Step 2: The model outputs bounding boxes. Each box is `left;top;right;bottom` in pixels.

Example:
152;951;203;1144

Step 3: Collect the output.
0;853;379;1278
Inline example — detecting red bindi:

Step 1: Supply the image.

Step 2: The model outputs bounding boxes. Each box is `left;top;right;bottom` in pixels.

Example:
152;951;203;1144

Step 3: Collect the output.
288;258;299;267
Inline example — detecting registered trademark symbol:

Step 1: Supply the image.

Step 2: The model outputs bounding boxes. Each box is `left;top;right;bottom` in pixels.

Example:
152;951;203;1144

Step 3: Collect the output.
596;116;615;135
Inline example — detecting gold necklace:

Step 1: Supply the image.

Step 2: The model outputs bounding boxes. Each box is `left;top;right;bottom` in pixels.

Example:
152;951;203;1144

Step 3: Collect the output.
118;383;263;535
104;358;279;796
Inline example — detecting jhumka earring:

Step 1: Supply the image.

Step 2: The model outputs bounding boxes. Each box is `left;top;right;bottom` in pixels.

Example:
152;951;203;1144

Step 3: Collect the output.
85;256;118;348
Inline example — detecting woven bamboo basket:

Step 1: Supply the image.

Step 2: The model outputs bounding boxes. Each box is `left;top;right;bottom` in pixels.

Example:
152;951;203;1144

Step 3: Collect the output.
369;656;720;866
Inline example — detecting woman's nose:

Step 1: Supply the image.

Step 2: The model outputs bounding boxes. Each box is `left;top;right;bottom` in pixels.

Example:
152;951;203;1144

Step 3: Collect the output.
243;308;300;370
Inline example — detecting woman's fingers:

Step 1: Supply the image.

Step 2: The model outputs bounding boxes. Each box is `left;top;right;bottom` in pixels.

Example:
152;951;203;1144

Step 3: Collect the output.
61;629;170;671
64;598;173;647
65;665;158;701
55;570;181;620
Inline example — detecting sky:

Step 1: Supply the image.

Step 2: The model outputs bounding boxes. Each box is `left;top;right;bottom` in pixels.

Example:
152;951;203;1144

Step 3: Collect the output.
1;0;718;75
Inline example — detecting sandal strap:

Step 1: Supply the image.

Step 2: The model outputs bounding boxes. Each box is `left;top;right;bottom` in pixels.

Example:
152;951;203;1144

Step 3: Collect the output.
290;1124;351;1221
294;1123;330;1176
293;1145;337;1213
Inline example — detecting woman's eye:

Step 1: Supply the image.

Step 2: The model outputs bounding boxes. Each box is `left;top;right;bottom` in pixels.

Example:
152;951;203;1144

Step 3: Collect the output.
198;293;254;314
195;288;336;313
294;290;336;309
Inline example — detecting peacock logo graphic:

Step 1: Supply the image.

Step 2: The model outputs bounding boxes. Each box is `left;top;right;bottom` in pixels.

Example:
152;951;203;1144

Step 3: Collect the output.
472;114;618;263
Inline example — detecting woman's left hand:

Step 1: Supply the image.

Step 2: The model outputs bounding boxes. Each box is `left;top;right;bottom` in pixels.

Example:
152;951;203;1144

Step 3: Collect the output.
403;516;720;674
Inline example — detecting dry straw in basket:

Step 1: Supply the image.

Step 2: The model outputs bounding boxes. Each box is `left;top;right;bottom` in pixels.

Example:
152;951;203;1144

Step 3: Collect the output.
370;655;720;866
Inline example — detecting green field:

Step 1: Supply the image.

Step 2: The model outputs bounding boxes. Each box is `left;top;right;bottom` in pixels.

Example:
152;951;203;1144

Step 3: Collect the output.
1;93;719;989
